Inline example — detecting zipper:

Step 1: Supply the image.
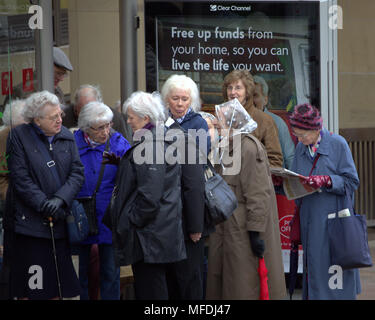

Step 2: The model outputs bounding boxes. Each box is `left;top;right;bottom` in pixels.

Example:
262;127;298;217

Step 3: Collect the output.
49;143;53;151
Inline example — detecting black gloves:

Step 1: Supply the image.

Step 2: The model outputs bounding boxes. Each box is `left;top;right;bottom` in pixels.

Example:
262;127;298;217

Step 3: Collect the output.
41;197;66;221
102;152;121;166
248;231;265;258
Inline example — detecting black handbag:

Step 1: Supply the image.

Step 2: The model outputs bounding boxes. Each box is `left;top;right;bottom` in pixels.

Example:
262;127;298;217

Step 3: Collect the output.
76;139;110;236
327;187;372;269
66;200;89;244
204;160;238;226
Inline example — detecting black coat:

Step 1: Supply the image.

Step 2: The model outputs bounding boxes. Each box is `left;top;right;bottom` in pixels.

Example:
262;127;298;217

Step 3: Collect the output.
108;126;186;266
4;123;84;239
166;120;208;239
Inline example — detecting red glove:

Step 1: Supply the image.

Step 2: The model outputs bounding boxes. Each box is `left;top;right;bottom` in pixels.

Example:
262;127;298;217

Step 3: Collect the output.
271;175;283;186
303;175;332;189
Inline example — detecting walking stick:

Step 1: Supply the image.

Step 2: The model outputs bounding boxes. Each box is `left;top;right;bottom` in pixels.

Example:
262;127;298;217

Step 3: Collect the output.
48;217;63;300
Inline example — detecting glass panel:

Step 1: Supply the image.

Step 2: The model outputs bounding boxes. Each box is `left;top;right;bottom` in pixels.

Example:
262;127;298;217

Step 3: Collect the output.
145;1;320;112
0;0;37;113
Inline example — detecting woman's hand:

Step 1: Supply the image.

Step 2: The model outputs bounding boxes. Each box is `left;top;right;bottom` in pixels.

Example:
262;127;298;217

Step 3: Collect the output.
302;175;332;189
102;152;121;165
189;232;202;243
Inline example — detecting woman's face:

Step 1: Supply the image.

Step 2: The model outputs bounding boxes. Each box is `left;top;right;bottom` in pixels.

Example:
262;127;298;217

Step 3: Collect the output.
226;80;247;106
87;121;112;144
292;127;320;146
166;88;192;119
35;103;63;136
127;107;150;132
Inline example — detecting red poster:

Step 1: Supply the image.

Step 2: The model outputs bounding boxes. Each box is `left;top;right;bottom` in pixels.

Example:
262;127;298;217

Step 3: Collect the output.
1;71;13;96
22;68;34;92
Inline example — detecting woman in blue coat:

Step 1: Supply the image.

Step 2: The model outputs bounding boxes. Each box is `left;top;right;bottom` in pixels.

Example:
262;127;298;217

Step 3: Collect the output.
290;104;361;300
74;101;130;300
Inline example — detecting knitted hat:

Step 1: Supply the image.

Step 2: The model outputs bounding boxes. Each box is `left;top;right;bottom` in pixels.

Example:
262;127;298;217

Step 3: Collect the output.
289;103;322;130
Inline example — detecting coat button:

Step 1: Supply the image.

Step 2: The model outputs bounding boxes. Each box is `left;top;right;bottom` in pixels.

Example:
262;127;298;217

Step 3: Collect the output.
21;215;26;220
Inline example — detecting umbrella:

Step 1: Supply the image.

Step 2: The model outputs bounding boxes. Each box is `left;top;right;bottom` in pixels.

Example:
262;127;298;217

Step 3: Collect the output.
288;206;301;300
258;257;269;300
288;242;299;300
48;217;62;300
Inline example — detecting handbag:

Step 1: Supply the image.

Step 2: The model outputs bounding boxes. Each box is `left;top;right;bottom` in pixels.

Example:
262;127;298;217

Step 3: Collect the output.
204;160;238;226
76;138;110;236
327;188;372;269
66;200;89;244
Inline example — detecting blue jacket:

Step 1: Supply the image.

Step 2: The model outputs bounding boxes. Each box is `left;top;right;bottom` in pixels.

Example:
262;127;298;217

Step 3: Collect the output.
75;129;130;244
292;128;361;299
5;123;85;239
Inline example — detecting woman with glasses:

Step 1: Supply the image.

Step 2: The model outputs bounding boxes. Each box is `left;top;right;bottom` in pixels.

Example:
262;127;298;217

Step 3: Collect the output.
4;91;85;299
74;101;131;300
289;104;361;300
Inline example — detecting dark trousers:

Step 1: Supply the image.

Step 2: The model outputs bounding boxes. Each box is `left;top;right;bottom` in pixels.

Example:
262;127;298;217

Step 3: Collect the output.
166;239;205;300
132;260;169;300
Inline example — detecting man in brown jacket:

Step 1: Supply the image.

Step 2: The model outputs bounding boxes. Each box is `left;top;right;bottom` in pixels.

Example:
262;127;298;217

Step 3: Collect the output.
222;70;283;168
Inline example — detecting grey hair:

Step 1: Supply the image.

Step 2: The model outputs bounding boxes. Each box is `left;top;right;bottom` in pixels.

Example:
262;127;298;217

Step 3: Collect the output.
74;84;103;106
78;101;114;132
253;75;269;97
2;99;27;127
161;74;201;112
23;90;60;122
122;91;166;124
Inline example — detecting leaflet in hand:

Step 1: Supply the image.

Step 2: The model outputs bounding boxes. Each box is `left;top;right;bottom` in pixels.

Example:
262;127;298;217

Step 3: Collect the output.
270;167;319;200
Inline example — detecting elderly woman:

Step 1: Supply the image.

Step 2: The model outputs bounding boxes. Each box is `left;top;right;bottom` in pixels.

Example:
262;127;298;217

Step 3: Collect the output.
289;104;361;300
74;101;130;300
107;91;186;300
4;91;84;300
206;99;286;300
222;70;283;168
161;75;210;300
0;99;27;201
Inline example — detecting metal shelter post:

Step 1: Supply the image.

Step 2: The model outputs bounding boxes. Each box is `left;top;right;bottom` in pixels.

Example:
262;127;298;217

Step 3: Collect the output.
119;0;138;104
35;0;54;93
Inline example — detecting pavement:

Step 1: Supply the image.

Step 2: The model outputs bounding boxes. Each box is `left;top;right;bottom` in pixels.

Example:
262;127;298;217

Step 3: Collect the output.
357;227;375;300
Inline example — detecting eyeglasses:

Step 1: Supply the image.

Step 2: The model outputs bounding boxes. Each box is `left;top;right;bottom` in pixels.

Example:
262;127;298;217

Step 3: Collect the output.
43;111;65;122
90;122;112;132
292;130;309;139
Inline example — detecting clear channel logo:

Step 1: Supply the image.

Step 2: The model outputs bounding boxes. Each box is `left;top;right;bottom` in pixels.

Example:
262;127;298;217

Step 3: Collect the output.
210;4;251;12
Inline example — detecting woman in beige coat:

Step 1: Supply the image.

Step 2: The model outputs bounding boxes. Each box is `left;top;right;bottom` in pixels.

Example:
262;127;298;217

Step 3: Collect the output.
206;99;286;300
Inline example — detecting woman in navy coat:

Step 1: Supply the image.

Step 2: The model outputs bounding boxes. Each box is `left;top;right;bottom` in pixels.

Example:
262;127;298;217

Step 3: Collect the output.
4;91;85;299
290;104;361;299
74;101;130;300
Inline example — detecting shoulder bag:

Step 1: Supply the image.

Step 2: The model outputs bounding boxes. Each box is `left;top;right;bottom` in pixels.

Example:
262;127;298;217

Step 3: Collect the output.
204;160;238;226
327;187;372;269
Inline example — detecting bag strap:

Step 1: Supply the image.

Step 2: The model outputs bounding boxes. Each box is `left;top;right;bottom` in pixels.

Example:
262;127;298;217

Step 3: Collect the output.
92;138;110;196
308;153;321;176
298;153;321;208
29;126;63;187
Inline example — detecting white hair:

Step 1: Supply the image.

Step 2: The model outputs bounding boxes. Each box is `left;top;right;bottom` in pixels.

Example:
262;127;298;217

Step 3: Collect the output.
23;91;60;122
161;74;201;112
74;84;103;106
122;91;166;124
2;99;27;127
78;101;114;132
